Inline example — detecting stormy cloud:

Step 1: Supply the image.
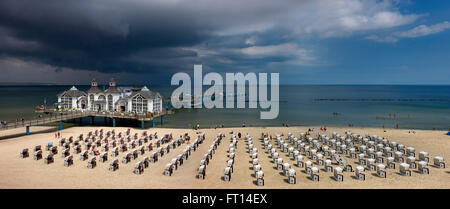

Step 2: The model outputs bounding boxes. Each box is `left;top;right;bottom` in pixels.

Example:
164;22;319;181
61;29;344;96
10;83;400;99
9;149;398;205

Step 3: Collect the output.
2;0;447;85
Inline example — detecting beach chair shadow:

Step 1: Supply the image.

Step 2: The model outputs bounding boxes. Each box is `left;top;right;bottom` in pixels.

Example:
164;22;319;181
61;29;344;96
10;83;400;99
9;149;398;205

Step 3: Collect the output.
272;166;278;170
248;166;253;170
250;173;256;178
413;170;421;174
283;179;289;184
252;180;259;185
350;175;359;180
278;171;284;176
371;173;379;177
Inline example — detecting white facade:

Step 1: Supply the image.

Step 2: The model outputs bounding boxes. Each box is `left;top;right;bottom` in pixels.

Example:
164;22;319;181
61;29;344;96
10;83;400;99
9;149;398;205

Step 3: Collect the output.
57;86;87;109
58;78;163;114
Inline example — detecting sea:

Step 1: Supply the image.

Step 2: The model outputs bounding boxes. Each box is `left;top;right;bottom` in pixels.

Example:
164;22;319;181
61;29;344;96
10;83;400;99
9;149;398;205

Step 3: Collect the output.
0;85;449;130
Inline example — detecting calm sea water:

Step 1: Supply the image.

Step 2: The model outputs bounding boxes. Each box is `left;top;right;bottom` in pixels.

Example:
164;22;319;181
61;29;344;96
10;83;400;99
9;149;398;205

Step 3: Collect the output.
0;85;449;130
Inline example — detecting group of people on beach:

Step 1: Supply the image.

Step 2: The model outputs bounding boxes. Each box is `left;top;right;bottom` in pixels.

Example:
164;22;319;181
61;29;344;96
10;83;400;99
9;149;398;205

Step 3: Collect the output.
0;120;7;128
214;124;225;129
242;122;254;127
176;133;191;144
54;132;62;138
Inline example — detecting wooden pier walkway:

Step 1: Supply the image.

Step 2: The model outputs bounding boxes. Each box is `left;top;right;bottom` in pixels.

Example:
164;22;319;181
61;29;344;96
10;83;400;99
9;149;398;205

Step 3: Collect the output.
0;109;172;133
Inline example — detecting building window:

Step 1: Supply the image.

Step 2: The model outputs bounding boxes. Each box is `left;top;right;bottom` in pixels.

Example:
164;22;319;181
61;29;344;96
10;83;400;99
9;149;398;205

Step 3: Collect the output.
153;98;161;113
98;95;106;100
132;95;147;113
61;95;72;109
108;95;113;111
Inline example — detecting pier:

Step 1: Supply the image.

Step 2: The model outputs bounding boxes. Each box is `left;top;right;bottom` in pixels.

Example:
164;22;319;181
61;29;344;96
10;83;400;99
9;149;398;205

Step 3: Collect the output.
0;109;173;135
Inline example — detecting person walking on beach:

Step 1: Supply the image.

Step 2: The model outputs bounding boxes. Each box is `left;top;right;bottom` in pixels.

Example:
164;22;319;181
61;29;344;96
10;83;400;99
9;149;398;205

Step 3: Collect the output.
57;132;60;138
238;132;241;139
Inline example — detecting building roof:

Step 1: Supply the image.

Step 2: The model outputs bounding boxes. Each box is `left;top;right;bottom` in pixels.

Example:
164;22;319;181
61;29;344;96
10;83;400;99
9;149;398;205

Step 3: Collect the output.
57;86;87;98
105;86;120;94
87;86;102;93
130;86;162;100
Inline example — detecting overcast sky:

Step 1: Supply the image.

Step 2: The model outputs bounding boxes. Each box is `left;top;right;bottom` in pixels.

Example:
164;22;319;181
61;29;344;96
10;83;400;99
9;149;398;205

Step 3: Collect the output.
0;0;449;85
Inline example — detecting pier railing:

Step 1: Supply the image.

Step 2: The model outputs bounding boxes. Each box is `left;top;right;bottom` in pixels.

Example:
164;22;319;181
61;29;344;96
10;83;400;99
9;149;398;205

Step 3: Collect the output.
0;111;87;130
0;109;172;131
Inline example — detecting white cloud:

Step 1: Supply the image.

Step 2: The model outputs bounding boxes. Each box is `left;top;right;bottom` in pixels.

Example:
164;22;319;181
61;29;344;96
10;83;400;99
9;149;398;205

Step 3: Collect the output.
241;44;300;56
394;21;450;38
159;0;421;38
367;21;450;43
283;0;420;38
240;43;314;65
245;36;257;45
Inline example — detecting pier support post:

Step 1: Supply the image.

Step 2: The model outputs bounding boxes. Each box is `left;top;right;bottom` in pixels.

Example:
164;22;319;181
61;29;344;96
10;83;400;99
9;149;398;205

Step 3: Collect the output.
26;126;30;135
141;120;145;129
113;118;116;127
59;121;63;130
152;119;155;128
161;116;164;125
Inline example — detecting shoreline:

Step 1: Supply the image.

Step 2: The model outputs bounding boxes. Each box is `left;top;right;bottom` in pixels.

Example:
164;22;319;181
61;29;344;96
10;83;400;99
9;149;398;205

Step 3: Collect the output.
0;125;449;189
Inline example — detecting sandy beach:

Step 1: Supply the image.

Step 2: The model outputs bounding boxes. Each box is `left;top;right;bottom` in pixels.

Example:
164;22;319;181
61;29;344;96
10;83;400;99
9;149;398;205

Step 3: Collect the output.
0;125;449;189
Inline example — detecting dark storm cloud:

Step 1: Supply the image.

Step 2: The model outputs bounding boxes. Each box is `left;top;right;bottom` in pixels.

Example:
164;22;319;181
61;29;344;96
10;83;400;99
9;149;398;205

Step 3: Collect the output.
0;0;428;84
0;0;214;75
